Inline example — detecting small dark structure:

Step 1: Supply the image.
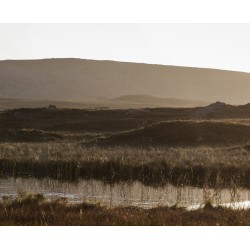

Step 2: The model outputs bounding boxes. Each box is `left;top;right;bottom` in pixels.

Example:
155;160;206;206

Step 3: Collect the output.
48;105;57;109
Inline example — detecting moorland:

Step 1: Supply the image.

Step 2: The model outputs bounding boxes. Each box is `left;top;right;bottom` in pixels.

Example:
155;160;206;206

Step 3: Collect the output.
2;59;250;225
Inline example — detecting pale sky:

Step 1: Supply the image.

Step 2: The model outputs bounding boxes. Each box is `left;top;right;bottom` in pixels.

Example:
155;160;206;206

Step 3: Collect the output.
1;24;250;72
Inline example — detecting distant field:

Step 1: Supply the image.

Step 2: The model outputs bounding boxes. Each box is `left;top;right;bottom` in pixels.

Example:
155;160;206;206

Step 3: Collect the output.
2;106;250;146
0;106;197;142
0;95;208;111
98;120;250;146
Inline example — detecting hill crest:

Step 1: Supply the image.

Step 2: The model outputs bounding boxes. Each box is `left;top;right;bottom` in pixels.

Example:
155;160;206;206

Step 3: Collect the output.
1;58;250;104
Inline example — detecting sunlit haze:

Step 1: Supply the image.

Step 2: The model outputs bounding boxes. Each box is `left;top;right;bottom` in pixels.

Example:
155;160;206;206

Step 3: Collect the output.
1;24;250;72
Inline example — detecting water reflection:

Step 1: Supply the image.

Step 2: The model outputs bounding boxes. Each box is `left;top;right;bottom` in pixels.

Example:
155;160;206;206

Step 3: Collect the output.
0;177;250;208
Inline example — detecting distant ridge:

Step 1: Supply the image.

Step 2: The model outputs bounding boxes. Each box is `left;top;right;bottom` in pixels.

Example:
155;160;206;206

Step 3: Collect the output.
112;95;208;107
1;58;250;104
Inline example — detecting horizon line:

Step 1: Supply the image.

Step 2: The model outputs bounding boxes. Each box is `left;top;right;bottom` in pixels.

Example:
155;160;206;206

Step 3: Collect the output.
1;57;250;74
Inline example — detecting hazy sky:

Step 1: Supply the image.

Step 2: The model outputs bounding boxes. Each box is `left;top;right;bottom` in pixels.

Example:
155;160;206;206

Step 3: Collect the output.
1;24;250;72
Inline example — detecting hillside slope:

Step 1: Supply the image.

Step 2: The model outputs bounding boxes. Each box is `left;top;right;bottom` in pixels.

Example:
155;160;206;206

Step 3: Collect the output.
98;121;250;146
1;59;250;104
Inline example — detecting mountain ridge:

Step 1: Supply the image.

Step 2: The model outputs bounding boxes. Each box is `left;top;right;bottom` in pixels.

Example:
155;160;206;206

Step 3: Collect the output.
1;58;250;104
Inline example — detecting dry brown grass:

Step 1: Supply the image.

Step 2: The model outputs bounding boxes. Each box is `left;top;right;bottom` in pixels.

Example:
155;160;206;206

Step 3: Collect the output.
0;193;249;226
1;142;250;187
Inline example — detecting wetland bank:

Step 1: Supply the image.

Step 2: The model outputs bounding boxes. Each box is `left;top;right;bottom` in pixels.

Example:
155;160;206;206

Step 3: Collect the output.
3;23;250;228
2;105;250;225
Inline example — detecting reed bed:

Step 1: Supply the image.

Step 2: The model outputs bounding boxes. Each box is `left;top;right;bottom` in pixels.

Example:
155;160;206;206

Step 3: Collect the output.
0;142;250;187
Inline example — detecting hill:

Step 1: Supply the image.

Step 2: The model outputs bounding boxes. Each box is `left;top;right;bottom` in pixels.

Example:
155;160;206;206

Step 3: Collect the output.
111;95;208;107
97;121;250;146
2;105;250;143
1;59;250;104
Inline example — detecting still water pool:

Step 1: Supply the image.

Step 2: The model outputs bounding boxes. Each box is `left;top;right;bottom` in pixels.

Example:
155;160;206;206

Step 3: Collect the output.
1;177;250;209
0;178;250;209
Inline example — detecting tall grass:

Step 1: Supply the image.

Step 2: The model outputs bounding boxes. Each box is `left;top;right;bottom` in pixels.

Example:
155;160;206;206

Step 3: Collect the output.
1;142;250;187
0;193;249;226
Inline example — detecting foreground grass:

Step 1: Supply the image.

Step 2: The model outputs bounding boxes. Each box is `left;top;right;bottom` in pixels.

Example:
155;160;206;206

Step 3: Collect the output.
1;142;250;187
0;193;249;226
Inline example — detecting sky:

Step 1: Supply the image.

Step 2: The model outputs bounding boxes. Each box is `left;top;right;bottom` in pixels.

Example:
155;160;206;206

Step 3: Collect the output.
1;24;250;72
